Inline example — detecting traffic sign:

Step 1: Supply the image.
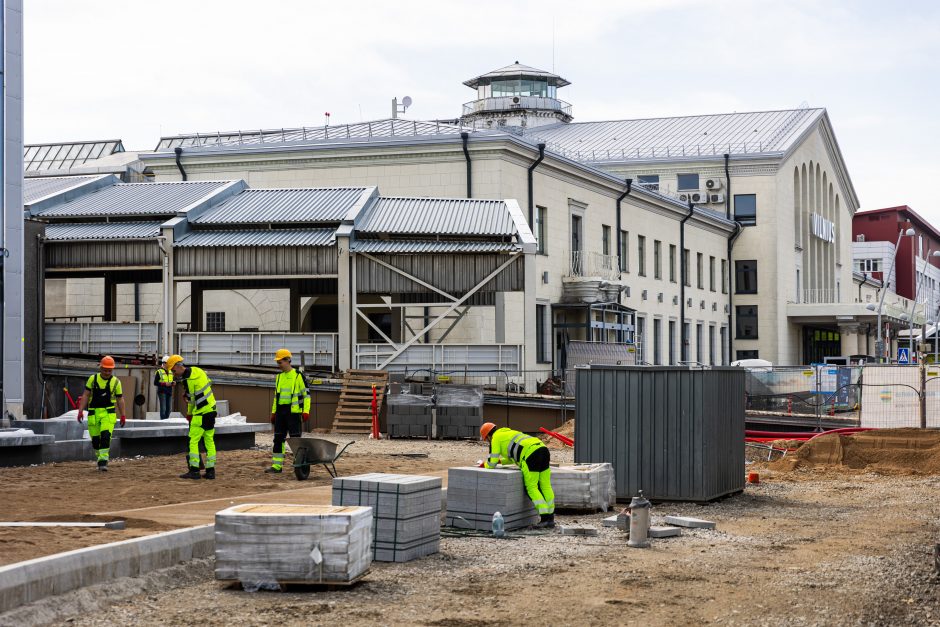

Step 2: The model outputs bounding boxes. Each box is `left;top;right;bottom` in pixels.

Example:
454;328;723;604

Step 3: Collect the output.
897;347;910;364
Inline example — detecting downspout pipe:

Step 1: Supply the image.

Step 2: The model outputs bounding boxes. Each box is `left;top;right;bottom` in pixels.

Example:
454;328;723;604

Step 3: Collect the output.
460;132;472;198
724;153;731;220
727;222;743;362
679;202;695;361
616;179;632;273
527;143;546;228
174;147;187;181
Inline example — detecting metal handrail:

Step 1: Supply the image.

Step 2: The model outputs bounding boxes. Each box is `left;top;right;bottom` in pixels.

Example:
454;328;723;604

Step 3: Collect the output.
461;96;573;117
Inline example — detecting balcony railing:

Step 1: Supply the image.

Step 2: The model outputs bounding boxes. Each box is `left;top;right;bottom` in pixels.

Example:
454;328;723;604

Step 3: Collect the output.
461;96;573;118
568;251;621;280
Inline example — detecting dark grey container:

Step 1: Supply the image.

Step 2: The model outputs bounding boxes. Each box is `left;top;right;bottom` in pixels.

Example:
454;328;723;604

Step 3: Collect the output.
574;365;745;502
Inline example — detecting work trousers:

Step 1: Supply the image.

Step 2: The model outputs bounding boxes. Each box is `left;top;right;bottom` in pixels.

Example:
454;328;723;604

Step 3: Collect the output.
188;411;217;470
271;406;302;471
87;408;116;463
157;392;172;420
519;446;555;515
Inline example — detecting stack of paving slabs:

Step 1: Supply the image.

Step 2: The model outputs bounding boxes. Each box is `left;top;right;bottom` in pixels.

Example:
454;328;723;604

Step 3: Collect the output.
435;385;484;439
386;383;434;438
551;463;617;511
214;504;372;584
332;472;442;562
445;467;539;530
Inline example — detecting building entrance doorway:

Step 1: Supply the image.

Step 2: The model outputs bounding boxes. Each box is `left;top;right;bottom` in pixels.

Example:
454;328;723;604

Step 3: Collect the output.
802;326;841;364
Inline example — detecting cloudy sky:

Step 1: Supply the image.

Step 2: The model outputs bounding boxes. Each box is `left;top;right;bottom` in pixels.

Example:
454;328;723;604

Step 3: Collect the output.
24;0;938;217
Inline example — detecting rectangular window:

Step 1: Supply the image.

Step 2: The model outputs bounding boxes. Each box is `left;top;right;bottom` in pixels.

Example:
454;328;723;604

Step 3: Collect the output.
668;321;676;365
206;311;226;332
736;349;760;360
536;206;547;254
536;304;550;363
709;256;716;292
637;175;659;192
683;248;690;287
734;194;757;226
677;173;700;191
709;325;716;365
669;245;677;283
619;230;628;273
654;240;662;280
721;259;728;294
735;305;758;339
637;235;647;277
696;253;704;289
681;322;690;362
735;260;758;294
636;316;646;363
602;225;611;256
721;326;728;365
855;258;881;273
571;214;582;253
653;318;662;365
696;323;703;364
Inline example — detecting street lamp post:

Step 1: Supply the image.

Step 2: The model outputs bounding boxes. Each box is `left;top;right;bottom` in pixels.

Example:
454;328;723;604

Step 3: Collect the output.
870;228;915;362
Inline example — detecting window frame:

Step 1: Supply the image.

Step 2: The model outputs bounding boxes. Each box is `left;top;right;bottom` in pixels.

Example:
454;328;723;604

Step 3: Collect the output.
677;173;700;191
733;194;757;226
206;311;226;333
637;235;647;277
735;305;759;340
735;260;759;295
654;240;662;280
535;205;547;255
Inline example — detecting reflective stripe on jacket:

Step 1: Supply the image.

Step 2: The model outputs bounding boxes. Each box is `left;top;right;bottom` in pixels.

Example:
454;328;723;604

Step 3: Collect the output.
484;427;544;469
271;368;310;414
85;374;122;410
182;366;216;416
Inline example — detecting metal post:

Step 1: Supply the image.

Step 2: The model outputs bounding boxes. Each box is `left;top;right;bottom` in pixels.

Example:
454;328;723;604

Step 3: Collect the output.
815;365;822;432
876;229;913;362
920;359;927;429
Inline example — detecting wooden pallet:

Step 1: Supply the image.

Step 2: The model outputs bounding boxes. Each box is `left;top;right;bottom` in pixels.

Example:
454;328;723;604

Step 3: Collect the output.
331;369;387;433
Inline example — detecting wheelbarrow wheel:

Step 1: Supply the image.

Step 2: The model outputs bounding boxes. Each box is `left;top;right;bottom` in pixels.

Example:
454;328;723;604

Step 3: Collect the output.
294;448;311;481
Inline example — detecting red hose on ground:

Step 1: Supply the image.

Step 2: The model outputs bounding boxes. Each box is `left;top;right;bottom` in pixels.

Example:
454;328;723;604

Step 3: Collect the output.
745;427;872;439
539;427;574;447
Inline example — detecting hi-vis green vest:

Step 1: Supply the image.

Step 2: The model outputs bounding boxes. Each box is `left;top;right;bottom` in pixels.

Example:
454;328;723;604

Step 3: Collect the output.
485;427;544;469
182;366;216;416
271;368;310;414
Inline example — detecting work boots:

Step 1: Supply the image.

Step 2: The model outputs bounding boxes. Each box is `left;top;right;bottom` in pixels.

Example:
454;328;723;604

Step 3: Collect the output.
97;460;108;472
179;467;201;480
203;468;215;480
535;513;556;529
265;467;282;474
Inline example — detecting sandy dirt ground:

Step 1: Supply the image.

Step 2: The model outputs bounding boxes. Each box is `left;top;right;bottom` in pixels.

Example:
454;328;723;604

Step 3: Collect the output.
2;434;940;625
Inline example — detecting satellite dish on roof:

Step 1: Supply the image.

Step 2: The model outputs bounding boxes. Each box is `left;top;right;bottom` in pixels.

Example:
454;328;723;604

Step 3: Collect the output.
402;96;413;108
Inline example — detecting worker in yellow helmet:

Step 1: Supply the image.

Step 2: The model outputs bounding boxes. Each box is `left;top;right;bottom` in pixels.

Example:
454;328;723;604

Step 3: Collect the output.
76;356;126;472
266;349;310;474
480;422;556;528
166;354;217;480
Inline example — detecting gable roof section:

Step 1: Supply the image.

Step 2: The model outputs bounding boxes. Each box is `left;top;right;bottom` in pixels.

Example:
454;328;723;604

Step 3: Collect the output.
32;180;235;218
355;197;517;237
24;175;110;205
24;140;125;172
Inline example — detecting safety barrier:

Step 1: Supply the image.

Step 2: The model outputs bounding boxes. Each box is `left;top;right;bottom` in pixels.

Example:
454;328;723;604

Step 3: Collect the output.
355;343;523;377
44;321;163;356
177;332;337;369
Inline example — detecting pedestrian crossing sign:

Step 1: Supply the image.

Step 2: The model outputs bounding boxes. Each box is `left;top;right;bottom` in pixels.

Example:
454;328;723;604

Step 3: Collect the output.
897;347;910;364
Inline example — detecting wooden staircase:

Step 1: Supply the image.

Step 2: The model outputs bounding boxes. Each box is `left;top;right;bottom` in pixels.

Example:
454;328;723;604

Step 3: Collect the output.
331;369;388;433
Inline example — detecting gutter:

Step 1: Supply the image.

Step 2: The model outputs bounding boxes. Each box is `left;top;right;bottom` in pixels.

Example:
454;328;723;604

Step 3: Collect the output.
723;153;731;221
727;223;743;362
527;143;546;227
616;179;632;274
173;147;187;181
461;132;472;198
679;202;695;361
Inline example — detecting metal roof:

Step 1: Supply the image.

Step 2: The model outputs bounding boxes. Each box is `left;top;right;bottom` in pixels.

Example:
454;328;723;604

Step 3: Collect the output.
355;197;516;236
156;118;474;151
174;228;336;248
193;187;369;224
463;62;571;89
24;140;124;172
43;221;163;241
24;175;104;205
351;239;520;254
524;107;824;162
33;180;233;218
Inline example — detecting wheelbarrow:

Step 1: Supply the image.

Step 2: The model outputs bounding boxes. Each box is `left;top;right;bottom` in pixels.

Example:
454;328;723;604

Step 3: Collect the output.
287;435;354;481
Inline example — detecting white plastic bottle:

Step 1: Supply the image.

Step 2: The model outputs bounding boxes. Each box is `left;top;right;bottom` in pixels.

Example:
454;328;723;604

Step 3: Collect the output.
491;511;505;537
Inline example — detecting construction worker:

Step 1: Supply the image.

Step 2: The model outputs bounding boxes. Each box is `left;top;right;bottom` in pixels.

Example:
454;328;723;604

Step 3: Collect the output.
153;355;174;420
166;354;217;480
267;348;310;474
480;422;556;528
76;356;126;471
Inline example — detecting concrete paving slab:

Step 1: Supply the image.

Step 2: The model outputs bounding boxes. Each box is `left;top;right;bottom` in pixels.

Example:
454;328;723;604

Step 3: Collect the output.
663;516;716;530
649;525;682;538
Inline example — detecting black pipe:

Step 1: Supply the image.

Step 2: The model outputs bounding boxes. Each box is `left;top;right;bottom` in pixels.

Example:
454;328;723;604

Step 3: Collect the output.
527;143;546;228
174;147;187;181
616;179;632;274
723;153;731;220
460;132;472;198
727;223;743;362
679;201;695;362
134;282;140;322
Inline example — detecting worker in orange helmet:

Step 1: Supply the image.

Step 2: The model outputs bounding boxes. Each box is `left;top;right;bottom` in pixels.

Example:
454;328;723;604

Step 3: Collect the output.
76;356;126;471
480;422;556;528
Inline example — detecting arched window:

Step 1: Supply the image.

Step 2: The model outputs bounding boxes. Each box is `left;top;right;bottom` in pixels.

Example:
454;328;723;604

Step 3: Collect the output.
794;167;801;247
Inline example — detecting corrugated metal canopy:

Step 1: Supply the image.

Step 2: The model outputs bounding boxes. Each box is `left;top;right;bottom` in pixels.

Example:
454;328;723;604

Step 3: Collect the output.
24;175;104;205
24;140;124;172
525;108;824;162
174;228;335;248
33;180;233;218
193;187;369;224
356;197;516;237
352;239;520;254
44;221;163;241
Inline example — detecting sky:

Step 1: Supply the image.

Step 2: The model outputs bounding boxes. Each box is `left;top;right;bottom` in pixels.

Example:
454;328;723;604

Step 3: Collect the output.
24;0;940;218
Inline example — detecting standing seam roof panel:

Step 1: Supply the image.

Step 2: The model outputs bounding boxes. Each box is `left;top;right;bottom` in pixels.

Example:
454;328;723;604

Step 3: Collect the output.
33;181;233;217
24;175;104;204
192;187;368;224
356;197;516;236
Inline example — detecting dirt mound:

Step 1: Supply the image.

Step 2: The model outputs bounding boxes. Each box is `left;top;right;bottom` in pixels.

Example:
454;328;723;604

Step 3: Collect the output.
769;428;940;474
540;419;574;449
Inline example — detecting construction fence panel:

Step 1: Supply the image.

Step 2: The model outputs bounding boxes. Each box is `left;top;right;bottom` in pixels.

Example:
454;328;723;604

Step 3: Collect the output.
745;365;861;425
859;365;929;428
177;332;337;369
44;322;163;356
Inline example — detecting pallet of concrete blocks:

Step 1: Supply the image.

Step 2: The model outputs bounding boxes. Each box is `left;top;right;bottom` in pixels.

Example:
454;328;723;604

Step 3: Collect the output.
332;472;442;562
386;383;433;439
445;466;539;530
551;463;617;512
214;504;372;585
435;385;484;440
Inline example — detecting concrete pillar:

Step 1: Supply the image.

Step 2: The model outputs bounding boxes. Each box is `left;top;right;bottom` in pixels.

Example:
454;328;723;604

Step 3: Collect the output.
523;252;538;374
336;234;352;371
103;276;117;322
190;283;204;332
839;325;859;358
160;227;175;356
289;280;301;332
494;292;506;344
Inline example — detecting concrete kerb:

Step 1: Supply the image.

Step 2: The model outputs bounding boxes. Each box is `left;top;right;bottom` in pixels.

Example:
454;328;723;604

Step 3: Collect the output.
0;524;215;614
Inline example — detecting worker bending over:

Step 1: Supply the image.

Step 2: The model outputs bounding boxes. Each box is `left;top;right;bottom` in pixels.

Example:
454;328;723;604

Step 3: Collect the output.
267;349;310;474
166;355;217;480
480;422;556;528
76;355;126;471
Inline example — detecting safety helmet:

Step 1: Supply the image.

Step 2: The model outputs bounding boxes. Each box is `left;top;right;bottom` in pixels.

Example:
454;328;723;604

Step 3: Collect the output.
480;422;497;441
275;348;292;362
100;356;116;369
165;354;184;370
161;355;170;364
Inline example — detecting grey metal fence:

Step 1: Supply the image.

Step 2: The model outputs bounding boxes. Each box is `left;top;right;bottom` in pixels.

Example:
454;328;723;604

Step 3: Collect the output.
744;365;861;425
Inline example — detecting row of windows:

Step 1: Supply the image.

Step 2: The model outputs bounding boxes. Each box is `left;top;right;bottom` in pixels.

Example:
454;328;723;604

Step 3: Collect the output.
855;258;881;273
635;316;728;365
634;175;758;226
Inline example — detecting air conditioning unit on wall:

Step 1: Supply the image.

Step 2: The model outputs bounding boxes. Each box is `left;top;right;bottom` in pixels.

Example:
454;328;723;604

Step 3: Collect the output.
709;193;725;204
704;178;722;190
